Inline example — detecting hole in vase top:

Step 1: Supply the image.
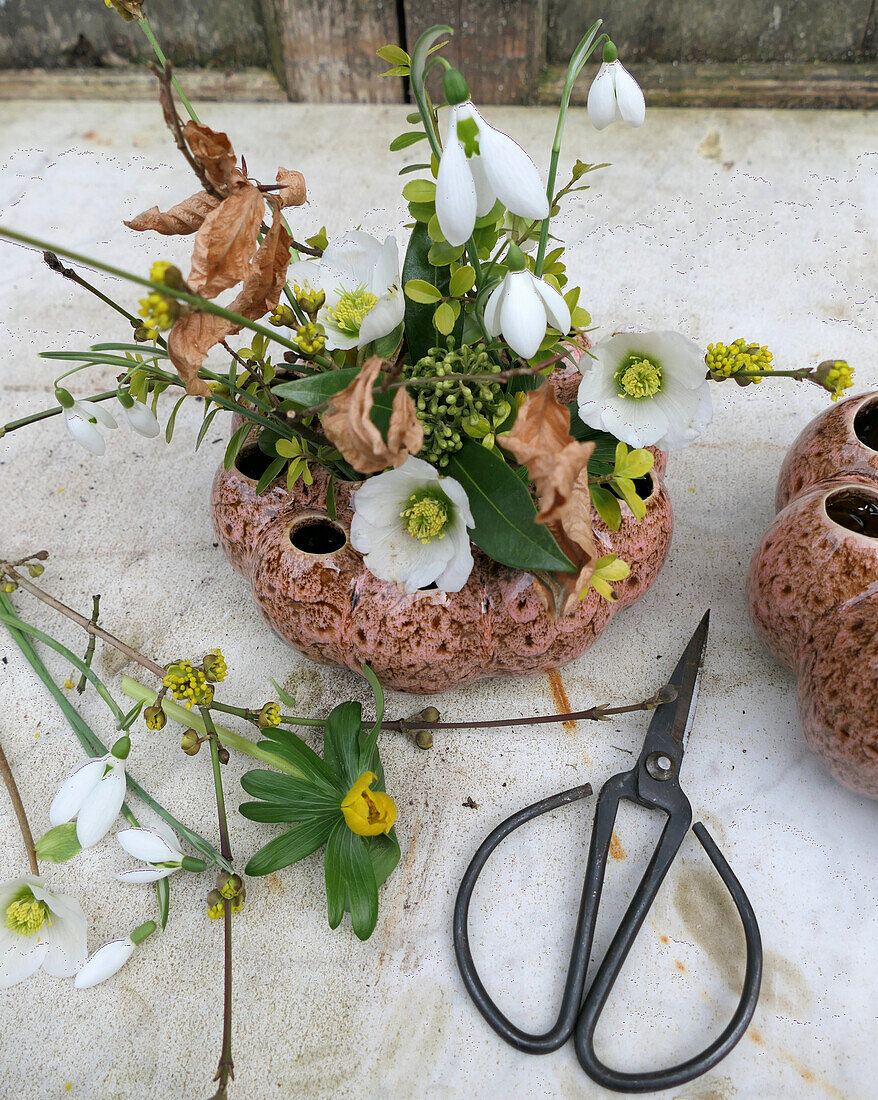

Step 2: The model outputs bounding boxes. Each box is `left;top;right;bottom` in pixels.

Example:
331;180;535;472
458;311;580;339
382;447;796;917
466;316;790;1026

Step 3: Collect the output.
825;488;878;538
290;519;347;555
854;398;878;452
235;445;275;482
632;475;654;500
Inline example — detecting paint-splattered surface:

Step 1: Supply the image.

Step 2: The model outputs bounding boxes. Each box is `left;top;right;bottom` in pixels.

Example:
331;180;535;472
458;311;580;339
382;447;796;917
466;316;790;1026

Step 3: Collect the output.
0;101;876;1098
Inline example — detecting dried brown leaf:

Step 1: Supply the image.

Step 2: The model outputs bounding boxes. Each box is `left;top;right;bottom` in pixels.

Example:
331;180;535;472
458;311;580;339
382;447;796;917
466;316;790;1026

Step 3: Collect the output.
500;382;597;610
124;190;222;236
167;312;239;397
322;357;423;475
227;198;292;320
183;121;239;194
275;168;307;208
187;184;264;299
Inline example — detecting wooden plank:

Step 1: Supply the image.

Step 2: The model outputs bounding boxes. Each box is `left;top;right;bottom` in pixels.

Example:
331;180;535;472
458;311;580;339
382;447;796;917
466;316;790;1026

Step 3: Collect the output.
546;0;875;65
0;68;287;103
259;0;403;103
0;0;270;68
537;61;878;109
404;0;548;104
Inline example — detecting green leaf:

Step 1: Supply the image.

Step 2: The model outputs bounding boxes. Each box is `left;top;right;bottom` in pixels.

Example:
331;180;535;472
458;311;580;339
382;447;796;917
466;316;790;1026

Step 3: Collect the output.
245;815;338;876
240;771;343;816
398;162;431;176
613;476;648;520
357;664;385;776
445;441;575;573
255;455;286;494
590;485;622;531
327;823;379;940
613;442;654;480
322;702;362;788
448;265;476;297
433;301;455;335
90;342;171;358
270;677;297;708
366;830;401;889
164;395;186;444
194;406;222;452
370;321;404;361
305;226;328;252
426;240;465;266
273;368;358;405
390;131;427;151
474;199;505;227
376;44;409;65
380;65;410;77
407;201;435;224
223;421;252;471
156;876;170;931
402;178;437;203
34;823;81;863
256;728;346;791
404;278;443;304
402;222;455;362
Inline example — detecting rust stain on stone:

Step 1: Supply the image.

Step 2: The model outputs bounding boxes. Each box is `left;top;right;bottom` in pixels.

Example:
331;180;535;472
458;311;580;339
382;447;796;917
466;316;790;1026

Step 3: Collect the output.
747;1028;845;1097
675;959;686;971
547;668;576;733
609;831;627;860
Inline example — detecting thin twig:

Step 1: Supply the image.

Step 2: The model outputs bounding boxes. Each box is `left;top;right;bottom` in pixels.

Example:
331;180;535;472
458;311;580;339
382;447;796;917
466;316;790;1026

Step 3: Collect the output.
0;734;39;875
43;251;153;338
154;63;224;201
76;594;100;694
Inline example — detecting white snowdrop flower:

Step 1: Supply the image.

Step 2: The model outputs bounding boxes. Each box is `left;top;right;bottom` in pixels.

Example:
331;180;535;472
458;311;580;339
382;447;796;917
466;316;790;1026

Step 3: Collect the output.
577;331;713;451
483;246;571;360
350;456;475;593
58;389;118;456
116;824;202;883
287;231;404;351
118;393;160;438
0;876;87;987
74;920;156;989
49;738;130;849
586;43;645;131
435;69;549;247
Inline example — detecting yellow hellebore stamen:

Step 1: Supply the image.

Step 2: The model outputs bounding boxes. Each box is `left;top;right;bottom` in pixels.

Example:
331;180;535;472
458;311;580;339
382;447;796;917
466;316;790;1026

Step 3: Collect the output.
341;772;397;837
400;492;449;543
326;284;378;336
5;891;50;937
617;357;663;399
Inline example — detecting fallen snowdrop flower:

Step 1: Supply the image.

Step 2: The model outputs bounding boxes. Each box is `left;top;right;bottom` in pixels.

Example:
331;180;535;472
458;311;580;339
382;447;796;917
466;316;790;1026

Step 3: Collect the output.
49;737;130;849
116;824;205;883
74;920;157;989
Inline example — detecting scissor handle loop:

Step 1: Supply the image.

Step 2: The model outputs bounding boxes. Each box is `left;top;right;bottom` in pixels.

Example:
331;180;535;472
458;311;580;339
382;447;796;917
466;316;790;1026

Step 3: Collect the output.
453;783;594;1054
573;821;763;1093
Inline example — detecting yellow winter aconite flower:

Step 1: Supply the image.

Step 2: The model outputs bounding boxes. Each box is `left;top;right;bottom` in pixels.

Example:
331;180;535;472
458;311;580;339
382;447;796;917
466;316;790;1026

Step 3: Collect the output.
340;772;397;836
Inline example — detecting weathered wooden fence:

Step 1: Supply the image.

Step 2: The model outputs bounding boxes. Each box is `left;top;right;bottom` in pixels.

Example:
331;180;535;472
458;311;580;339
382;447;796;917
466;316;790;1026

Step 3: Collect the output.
1;0;875;106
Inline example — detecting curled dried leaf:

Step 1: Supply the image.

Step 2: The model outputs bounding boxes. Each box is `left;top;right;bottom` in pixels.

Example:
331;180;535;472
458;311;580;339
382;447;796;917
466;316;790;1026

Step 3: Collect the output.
227;198;292;320
275;168;307;208
124;191;222;236
500;383;597;610
183;121;239;194
187;184;264;299
167;312;238;397
322;357;423;475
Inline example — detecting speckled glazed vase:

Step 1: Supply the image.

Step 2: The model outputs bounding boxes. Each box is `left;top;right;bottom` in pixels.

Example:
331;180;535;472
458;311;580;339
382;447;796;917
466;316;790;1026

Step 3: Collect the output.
747;391;878;798
211;446;673;695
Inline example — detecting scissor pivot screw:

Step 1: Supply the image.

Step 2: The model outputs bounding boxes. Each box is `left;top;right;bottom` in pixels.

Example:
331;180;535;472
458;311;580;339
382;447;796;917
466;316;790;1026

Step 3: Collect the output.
645;751;675;780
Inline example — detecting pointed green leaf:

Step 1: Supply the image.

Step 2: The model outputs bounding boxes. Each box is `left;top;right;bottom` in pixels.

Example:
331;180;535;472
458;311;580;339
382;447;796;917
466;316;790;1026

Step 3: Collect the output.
366;830;401;888
273;367;358;405
324;819;346;928
256;729;346;791
322;702;362;788
390;131;427;151
223;421;252;470
34;823;81;863
245;815;338;876
590;486;622;531
376;44;409;65
333;824;379;940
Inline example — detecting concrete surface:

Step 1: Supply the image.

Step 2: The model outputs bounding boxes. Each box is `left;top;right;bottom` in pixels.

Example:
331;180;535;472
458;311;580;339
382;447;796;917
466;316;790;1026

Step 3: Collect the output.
0;100;876;1099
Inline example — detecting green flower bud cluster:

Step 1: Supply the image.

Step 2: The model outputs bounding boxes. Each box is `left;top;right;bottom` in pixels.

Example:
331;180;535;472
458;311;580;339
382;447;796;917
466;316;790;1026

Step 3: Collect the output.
404;340;507;467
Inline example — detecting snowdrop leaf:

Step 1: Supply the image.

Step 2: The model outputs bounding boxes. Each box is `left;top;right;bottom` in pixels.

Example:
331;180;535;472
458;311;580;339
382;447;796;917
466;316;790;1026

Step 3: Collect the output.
445;440;575;573
156;876;170;931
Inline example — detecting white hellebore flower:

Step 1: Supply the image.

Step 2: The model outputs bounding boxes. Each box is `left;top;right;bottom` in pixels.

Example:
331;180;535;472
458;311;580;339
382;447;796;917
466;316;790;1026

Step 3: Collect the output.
49;738;130;849
118;393;161;438
587;44;645;131
0;876;87;987
287;231;404;351
484;246;571;360
577;331;713;451
58;389;118;456
75;920;156;989
350;456;475;593
116;824;198;883
436;99;549;248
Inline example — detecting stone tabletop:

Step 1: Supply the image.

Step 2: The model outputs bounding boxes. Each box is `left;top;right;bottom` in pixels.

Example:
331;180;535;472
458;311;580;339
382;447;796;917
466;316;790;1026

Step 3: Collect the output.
0;100;875;1099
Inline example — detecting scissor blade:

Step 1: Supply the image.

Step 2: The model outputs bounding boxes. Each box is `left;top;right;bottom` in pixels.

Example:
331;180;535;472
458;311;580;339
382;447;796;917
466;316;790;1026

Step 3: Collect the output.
646;610;710;748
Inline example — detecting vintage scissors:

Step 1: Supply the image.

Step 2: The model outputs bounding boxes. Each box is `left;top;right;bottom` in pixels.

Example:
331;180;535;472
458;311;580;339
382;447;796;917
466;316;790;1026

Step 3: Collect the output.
453;611;762;1093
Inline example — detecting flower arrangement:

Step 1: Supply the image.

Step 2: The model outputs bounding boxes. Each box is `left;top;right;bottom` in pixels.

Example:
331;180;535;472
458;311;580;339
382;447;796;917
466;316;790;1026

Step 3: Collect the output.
0;8;856;1096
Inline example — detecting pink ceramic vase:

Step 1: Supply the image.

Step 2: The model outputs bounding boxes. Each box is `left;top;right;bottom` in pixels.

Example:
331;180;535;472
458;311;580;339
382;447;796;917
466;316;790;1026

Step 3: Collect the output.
747;392;878;798
211;448;673;695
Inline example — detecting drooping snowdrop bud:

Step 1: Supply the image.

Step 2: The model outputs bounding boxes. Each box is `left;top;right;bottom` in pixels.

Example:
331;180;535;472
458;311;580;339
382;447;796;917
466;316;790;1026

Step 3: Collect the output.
483;245;572;360
435;99;549;247
56;388;117;456
586;41;646;131
117;389;161;438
